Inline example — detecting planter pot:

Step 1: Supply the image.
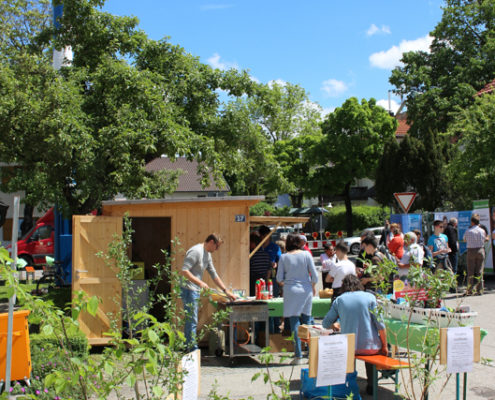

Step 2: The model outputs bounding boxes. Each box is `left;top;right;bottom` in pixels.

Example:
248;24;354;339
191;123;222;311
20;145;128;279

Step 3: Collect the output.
382;301;477;327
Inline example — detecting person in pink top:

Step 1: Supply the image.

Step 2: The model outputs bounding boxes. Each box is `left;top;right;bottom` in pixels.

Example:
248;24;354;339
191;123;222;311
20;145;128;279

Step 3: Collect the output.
387;223;404;260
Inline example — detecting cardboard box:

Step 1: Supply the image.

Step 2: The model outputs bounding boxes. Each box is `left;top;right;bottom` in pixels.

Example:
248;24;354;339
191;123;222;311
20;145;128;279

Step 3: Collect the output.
258;332;294;353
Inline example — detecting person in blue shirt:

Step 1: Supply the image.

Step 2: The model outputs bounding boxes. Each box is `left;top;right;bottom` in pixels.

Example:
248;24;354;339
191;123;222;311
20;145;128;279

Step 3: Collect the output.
322;274;387;395
427;220;451;271
259;225;283;333
259;225;282;271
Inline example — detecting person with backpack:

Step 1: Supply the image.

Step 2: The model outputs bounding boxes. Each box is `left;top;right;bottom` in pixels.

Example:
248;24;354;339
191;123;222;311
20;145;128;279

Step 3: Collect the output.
358;236;385;292
413;229;434;270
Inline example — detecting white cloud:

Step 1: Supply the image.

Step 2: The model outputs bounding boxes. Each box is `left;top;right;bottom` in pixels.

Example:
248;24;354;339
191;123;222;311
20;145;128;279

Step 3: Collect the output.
207;53;239;71
268;79;287;88
321;79;348;97
321;107;335;117
376;99;400;114
369;35;433;69
366;24;391;36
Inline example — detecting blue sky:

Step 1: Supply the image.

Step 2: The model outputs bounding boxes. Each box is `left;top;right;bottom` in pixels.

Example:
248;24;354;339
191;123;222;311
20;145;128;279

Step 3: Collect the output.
102;1;444;115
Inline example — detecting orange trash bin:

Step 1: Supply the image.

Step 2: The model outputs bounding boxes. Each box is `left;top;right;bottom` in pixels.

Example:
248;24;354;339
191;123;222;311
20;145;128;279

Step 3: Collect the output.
0;310;31;382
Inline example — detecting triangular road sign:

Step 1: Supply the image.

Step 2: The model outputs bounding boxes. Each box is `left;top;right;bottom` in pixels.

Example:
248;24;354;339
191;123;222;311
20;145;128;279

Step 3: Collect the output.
394;192;417;213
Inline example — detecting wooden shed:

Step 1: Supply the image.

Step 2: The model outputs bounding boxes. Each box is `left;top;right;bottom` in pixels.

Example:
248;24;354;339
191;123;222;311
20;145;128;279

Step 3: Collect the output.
72;196;263;345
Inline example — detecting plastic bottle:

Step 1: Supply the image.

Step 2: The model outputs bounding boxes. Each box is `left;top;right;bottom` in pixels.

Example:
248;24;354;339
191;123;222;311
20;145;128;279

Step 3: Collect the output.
255;280;261;300
268;279;273;299
260;279;265;293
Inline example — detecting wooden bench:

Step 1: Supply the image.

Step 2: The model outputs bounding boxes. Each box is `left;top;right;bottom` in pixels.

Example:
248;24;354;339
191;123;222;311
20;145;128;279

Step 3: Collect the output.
355;354;409;400
24;266;35;282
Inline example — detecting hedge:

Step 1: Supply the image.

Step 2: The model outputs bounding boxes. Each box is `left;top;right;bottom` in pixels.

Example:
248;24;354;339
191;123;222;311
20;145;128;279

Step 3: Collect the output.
325;205;390;234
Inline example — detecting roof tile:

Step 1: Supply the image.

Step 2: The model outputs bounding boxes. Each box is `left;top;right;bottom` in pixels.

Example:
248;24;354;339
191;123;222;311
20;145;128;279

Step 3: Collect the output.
145;157;229;193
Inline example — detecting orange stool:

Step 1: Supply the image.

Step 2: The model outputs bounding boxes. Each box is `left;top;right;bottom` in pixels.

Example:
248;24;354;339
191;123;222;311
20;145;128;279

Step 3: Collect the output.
355;354;409;400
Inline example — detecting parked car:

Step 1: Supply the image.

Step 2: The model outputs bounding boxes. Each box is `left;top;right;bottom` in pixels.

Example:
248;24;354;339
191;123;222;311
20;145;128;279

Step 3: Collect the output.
271;227;295;242
343;226;384;255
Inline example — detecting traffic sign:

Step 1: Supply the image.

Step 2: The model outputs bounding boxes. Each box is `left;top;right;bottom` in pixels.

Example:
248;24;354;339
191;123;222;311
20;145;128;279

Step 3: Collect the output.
394;192;417;213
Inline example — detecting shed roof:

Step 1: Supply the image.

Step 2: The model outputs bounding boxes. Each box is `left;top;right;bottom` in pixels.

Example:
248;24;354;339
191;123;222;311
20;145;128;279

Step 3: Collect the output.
395;113;410;137
145;156;229;192
249;216;310;227
102;196;264;207
475;78;495;97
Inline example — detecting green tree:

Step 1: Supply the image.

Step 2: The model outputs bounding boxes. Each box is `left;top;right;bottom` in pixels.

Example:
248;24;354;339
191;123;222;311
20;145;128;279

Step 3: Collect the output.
210;81;322;200
0;0;51;59
319;98;397;236
0;0;255;215
447;93;495;207
250;81;322;142
274;133;322;207
375;133;450;211
212;98;283;195
390;0;495;138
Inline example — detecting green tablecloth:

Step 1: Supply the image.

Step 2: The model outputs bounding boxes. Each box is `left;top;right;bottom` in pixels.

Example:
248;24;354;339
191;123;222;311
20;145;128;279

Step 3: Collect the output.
266;297;332;318
385;318;487;354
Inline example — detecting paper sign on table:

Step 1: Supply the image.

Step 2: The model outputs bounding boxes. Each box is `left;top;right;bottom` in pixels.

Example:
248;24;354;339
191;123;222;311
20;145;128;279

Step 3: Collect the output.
447;327;473;374
181;349;200;400
316;335;348;387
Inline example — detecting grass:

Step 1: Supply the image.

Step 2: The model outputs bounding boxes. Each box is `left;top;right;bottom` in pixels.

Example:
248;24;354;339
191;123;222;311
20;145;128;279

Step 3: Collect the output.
0;280;71;310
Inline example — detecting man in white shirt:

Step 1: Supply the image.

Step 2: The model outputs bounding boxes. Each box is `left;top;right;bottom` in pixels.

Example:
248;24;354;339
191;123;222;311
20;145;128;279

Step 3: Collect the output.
320;243;337;290
463;213;488;295
397;232;424;278
325;241;356;297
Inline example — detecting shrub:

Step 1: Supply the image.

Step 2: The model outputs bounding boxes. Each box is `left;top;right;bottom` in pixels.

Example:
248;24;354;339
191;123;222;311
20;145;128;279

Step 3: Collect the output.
250;202;291;216
30;330;89;358
325;205;390;234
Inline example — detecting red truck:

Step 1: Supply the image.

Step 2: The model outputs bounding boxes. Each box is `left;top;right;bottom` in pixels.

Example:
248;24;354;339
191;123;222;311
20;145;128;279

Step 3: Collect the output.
12;207;55;266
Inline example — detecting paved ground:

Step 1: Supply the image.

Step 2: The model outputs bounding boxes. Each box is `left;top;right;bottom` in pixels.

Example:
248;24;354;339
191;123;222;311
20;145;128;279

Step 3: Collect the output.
197;258;495;400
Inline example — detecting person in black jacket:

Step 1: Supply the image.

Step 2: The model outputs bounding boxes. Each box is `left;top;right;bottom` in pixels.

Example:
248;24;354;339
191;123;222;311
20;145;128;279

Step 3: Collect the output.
444;218;459;275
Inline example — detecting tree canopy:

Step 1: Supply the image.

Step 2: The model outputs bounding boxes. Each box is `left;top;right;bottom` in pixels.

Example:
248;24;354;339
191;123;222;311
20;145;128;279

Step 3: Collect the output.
319;98;397;235
446;93;495;207
0;0;257;215
390;0;495;138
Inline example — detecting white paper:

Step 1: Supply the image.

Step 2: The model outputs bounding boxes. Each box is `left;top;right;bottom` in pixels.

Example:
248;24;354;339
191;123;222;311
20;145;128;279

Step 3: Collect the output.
181;349;200;400
316;335;348;387
447;327;473;374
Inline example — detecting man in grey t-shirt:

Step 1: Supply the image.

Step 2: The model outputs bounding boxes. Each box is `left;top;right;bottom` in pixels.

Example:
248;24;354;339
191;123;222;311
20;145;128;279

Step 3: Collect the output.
181;233;236;350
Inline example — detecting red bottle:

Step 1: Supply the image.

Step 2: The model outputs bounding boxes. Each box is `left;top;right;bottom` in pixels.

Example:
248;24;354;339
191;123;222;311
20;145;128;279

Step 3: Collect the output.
268;279;273;299
255;280;261;300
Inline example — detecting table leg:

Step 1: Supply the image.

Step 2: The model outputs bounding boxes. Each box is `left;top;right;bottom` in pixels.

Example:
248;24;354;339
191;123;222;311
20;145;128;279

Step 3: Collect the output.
373;365;378;400
456;373;460;400
424;360;430;400
265;317;269;349
229;317;234;358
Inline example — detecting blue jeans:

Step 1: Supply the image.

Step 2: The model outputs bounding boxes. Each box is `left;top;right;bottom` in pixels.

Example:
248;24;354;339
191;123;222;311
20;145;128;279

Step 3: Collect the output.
181;288;200;351
290;314;311;358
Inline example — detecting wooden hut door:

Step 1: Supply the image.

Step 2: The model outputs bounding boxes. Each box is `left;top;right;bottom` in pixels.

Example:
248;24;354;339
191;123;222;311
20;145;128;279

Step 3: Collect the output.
72;215;122;345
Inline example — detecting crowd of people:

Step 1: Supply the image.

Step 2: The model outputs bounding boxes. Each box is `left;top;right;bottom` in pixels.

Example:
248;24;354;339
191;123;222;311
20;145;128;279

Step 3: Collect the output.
178;217;489;396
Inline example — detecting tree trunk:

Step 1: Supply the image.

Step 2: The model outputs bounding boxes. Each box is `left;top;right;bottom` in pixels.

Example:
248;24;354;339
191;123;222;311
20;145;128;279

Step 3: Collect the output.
290;193;303;208
344;182;353;237
20;204;34;237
